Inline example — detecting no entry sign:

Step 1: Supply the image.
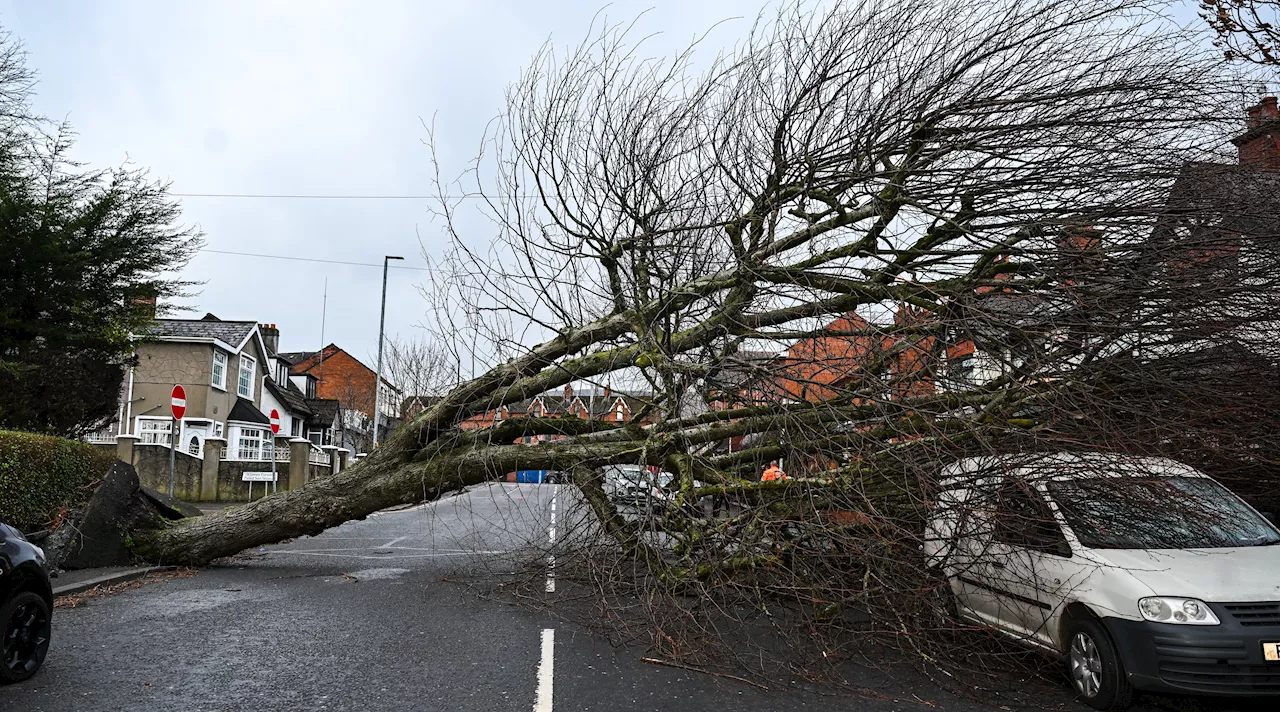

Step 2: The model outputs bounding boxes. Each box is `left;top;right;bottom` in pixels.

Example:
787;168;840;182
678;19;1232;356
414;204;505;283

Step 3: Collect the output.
269;409;281;435
170;385;186;420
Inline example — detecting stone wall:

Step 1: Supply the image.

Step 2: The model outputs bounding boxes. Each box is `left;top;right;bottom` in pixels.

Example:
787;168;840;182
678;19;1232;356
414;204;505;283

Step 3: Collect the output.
133;443;203;501
214;460;326;502
125;442;332;503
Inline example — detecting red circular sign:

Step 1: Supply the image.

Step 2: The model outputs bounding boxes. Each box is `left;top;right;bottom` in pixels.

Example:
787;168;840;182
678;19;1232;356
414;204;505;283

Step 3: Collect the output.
269;408;281;435
170;384;186;420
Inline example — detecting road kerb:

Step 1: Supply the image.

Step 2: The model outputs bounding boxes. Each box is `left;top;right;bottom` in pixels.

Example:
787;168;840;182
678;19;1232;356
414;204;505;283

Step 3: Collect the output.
52;566;177;597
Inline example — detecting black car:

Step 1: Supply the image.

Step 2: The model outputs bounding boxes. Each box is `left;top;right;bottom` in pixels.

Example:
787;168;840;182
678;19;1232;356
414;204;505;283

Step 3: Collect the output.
0;521;51;684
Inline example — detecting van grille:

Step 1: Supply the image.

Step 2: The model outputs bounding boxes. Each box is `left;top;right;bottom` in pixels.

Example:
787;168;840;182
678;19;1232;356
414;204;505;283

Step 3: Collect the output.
1222;602;1280;627
1159;662;1280;691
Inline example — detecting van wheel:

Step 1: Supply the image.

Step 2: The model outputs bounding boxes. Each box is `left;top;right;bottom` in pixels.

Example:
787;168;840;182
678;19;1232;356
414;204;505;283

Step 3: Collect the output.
1064;618;1132;711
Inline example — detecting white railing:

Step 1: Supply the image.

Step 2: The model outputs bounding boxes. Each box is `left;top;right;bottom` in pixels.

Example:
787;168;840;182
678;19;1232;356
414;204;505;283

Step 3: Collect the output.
308;445;331;465
84;428;118;444
222;441;330;465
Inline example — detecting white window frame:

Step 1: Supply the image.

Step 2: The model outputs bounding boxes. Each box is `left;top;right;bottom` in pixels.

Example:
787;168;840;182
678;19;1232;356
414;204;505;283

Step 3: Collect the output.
187;435;201;456
214;422;224;438
137;418;173;445
212;350;228;390
236;426;267;461
237;354;256;399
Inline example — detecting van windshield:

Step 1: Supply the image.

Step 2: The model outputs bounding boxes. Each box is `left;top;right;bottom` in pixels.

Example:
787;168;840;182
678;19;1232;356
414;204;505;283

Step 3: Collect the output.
1046;476;1280;549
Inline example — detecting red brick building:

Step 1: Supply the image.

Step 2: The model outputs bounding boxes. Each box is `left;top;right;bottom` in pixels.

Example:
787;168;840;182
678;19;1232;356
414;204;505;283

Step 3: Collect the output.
458;384;654;443
281;344;401;448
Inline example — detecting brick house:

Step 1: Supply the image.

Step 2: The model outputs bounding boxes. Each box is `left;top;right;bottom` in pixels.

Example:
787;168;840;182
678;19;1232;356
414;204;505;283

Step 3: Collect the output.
280;344;402;451
769;96;1280;432
457;384;654;442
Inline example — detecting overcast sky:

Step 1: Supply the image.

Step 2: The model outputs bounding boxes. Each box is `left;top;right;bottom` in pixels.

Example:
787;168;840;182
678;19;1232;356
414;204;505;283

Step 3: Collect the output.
0;0;744;368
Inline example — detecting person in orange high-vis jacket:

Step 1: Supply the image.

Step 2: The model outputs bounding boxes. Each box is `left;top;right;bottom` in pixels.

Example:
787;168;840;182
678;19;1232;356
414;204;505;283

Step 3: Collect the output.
761;461;787;481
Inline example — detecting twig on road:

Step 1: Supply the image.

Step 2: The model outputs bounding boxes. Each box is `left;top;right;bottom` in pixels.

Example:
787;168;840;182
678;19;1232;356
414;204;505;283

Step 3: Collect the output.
640;656;770;691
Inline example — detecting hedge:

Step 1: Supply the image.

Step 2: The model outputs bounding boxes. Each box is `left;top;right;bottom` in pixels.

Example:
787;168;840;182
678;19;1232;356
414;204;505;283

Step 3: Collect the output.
0;430;115;533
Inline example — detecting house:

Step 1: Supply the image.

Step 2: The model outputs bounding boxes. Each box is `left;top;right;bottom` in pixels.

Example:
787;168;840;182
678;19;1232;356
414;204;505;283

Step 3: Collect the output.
459;384;655;440
256;324;312;441
112;312;275;460
280;344;402;451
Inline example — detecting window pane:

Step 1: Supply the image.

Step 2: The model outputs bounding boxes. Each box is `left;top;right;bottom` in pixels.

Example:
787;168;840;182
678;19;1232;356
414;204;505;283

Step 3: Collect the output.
212;352;226;388
238;356;255;398
139;420;172;445
237;428;263;460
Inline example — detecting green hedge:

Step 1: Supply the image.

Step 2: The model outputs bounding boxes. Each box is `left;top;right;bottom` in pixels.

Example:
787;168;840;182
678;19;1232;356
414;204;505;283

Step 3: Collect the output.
0;430;115;533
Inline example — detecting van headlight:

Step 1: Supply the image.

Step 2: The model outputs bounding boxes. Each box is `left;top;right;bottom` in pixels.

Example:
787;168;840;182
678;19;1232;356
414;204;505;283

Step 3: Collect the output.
1138;597;1220;625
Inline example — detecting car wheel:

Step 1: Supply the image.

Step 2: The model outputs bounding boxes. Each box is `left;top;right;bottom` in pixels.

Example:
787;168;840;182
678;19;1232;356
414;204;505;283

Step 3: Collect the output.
1065;618;1132;711
1;591;51;684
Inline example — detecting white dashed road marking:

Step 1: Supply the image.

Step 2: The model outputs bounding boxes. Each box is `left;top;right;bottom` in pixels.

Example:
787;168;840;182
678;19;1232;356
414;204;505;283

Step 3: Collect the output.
546;492;557;593
534;628;555;712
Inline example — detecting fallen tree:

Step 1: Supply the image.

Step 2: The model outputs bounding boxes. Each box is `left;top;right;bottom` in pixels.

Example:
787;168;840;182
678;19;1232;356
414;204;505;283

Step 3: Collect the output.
131;0;1280;682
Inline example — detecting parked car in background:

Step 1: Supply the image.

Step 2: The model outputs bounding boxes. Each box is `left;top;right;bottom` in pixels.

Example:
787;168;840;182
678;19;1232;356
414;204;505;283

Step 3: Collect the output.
1;521;52;684
600;464;671;513
924;453;1280;710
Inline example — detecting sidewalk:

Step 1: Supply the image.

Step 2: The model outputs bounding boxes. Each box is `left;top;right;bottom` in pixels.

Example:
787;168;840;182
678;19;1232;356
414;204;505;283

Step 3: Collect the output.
51;565;175;597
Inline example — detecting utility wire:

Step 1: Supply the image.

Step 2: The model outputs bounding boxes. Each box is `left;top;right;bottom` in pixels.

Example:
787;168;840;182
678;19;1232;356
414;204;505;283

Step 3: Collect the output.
199;248;428;270
173;191;548;200
173;192;437;200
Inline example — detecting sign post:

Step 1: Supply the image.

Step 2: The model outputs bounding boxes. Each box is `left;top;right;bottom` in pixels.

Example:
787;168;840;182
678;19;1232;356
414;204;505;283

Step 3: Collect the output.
169;385;186;498
269;409;281;494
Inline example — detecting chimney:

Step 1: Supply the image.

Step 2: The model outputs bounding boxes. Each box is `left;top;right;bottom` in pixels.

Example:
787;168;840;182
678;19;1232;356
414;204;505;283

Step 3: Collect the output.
131;295;157;320
603;382;611;400
260;323;280;355
1232;96;1279;169
564;383;574;401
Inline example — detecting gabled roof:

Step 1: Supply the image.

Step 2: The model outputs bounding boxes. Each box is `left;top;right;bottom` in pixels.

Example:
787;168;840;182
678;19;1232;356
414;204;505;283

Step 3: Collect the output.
1164;161;1280;239
503;390;652;419
227;397;270;425
306;398;340;427
264;378;313;418
143;314;268;358
146;318;256;348
285;344;401;391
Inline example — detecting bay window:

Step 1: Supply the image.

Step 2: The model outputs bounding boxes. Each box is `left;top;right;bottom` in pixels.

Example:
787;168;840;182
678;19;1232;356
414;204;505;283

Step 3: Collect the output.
237;427;267;460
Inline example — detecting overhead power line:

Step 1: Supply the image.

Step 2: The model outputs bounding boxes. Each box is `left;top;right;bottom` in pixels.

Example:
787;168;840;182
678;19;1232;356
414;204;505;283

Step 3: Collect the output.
172;192;548;200
199;248;428;270
174;192;437;200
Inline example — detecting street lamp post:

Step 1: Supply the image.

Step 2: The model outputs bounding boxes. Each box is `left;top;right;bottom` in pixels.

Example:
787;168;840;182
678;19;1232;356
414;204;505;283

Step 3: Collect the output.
372;255;404;448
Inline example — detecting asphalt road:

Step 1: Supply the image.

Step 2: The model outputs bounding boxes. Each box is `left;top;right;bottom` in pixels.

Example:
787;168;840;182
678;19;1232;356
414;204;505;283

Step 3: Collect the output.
0;483;1266;712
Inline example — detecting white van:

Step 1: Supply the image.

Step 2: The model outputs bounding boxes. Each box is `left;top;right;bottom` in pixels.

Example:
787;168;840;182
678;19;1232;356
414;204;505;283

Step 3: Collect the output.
924;452;1280;710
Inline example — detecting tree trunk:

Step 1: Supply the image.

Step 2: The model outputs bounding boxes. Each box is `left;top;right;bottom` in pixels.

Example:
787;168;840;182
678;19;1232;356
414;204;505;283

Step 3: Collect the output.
134;424;488;565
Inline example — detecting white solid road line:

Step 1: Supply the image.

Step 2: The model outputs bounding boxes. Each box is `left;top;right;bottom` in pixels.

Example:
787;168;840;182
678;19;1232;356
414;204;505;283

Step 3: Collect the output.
380;536;408;548
534;628;555;712
545;493;557;593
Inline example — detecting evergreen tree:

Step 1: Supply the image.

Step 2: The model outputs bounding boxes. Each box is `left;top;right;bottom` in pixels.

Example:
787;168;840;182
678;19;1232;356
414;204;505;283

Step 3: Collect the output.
0;33;201;435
